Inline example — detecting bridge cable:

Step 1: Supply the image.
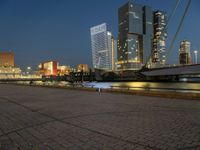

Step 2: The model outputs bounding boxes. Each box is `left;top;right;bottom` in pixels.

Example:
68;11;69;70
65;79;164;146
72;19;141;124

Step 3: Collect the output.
166;0;181;26
166;0;192;64
144;0;181;68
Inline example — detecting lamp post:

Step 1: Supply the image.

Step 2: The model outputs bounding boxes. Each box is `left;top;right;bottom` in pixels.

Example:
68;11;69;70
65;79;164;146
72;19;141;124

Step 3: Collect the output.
194;50;198;64
27;66;32;76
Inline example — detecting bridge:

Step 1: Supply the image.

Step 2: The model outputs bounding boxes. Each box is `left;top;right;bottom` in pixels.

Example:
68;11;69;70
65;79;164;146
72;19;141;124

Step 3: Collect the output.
141;64;200;77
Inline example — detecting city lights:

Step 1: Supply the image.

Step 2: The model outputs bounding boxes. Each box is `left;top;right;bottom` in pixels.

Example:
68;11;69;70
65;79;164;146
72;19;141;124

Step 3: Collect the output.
194;50;198;64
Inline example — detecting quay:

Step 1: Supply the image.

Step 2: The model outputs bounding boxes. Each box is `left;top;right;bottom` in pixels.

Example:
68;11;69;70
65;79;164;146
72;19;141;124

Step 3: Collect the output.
0;84;200;150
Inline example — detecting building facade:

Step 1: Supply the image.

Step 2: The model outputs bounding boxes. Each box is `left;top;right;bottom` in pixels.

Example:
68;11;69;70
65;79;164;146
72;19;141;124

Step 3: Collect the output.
152;11;167;67
76;64;89;73
0;51;21;79
90;23;116;71
38;61;58;76
112;39;118;71
179;40;192;65
0;51;14;67
0;67;21;79
117;1;153;70
57;65;71;75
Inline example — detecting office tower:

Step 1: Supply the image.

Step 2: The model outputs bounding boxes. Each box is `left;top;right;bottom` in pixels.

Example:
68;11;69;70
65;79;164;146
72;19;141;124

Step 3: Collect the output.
0;51;14;67
90;23;116;70
179;40;192;65
117;1;153;70
152;10;167;67
112;39;118;71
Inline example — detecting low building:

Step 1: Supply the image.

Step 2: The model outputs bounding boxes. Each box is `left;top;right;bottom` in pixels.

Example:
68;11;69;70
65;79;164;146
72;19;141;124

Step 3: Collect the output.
0;51;22;79
38;61;58;76
0;66;21;79
57;65;72;75
76;64;89;73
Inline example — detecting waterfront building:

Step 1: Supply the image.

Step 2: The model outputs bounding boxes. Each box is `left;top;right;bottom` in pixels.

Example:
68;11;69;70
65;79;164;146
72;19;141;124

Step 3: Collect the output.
38;61;58;76
0;51;21;78
90;23;116;71
152;10;167;67
117;1;153;70
57;65;72;75
179;40;192;65
0;51;14;67
76;64;89;73
0;66;21;79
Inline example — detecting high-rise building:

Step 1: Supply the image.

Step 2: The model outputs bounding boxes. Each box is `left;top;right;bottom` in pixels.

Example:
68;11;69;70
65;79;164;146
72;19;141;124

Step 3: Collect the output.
152;11;167;67
90;23;116;70
179;40;192;65
117;1;153;70
0;51;14;67
112;39;118;71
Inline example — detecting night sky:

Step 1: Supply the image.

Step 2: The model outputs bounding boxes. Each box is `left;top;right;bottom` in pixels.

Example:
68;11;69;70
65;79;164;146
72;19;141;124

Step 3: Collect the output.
0;0;199;70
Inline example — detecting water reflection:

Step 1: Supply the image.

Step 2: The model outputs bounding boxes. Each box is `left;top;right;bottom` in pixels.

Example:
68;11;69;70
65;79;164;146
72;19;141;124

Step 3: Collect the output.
16;81;200;93
84;81;200;92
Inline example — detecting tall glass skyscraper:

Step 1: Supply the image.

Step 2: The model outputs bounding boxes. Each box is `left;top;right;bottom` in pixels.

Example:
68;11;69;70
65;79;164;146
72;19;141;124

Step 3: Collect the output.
117;1;153;70
90;23;116;70
152;11;167;67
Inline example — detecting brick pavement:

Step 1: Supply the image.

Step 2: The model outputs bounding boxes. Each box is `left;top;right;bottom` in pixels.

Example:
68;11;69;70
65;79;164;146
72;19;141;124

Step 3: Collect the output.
0;84;200;150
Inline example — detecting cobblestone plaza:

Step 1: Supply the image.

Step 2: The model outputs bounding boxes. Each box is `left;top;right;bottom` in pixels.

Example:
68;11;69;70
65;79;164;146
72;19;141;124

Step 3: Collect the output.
0;84;199;150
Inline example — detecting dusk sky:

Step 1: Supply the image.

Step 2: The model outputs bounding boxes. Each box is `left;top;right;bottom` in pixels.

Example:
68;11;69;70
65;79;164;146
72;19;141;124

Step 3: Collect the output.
0;0;199;70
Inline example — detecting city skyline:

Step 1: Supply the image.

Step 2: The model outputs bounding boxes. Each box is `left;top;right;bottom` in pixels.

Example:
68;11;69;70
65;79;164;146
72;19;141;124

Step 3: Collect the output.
0;0;199;69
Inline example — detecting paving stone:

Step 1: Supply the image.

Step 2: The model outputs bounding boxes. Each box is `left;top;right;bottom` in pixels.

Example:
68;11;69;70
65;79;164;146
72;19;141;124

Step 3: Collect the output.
0;84;199;150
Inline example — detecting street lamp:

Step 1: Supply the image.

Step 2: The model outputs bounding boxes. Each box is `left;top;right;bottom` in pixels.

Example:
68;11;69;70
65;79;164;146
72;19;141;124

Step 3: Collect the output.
27;66;32;76
194;50;198;64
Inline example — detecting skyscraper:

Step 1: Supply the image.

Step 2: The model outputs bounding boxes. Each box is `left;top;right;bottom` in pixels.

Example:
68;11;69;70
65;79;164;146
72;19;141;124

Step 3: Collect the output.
90;23;116;70
117;1;153;70
152;11;167;67
179;40;192;65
